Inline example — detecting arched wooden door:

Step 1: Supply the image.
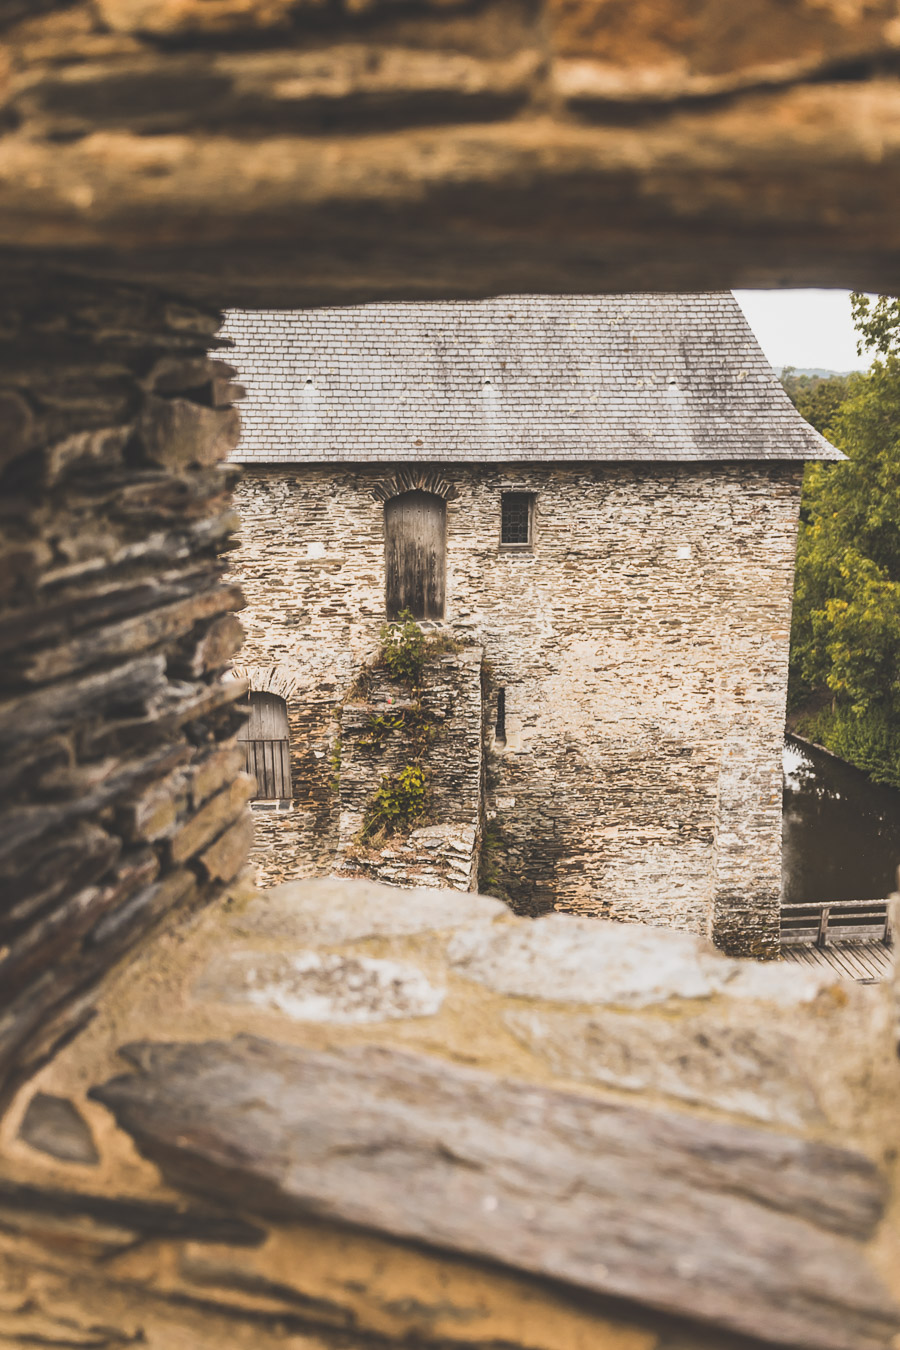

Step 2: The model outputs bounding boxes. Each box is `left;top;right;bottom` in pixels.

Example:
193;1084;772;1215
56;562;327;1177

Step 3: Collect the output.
237;691;292;801
384;490;446;620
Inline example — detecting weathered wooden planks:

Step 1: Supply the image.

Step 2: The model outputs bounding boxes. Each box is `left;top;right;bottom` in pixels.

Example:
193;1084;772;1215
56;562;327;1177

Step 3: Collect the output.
92;1036;899;1350
237;691;292;800
782;940;894;983
384;490;446;621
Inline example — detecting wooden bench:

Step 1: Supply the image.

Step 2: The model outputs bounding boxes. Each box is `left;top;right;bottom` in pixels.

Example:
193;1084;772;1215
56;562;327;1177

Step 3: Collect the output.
781;898;894;949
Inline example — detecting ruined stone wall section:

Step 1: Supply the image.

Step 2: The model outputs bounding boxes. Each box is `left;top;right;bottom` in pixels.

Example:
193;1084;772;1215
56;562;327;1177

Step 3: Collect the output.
232;462;802;953
337;646;483;891
0;273;250;1109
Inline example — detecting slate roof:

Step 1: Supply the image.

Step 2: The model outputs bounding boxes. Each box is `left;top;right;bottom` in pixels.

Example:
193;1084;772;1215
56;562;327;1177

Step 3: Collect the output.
221;293;841;464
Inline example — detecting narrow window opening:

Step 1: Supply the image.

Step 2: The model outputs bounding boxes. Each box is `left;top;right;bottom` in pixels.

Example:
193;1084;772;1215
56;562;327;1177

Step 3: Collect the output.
237;691;292;803
501;492;534;547
495;688;506;744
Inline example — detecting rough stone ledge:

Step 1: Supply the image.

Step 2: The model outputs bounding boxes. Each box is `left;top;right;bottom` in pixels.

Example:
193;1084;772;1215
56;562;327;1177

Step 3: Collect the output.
90;1035;895;1350
446;913;832;1008
230;874;506;942
1;877;897;1350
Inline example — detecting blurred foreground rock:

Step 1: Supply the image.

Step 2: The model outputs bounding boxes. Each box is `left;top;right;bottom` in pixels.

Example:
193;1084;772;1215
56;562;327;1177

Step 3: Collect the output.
4;1;900;300
1;876;898;1350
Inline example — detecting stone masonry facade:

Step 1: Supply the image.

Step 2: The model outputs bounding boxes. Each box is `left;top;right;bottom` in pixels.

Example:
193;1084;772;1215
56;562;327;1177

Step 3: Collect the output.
231;460;803;957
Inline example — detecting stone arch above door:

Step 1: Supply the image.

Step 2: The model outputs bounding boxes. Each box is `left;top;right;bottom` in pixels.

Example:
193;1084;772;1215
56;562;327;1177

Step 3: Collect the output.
372;469;457;503
229;664;300;703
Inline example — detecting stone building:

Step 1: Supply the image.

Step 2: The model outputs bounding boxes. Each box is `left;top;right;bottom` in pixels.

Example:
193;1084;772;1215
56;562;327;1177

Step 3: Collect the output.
225;292;838;956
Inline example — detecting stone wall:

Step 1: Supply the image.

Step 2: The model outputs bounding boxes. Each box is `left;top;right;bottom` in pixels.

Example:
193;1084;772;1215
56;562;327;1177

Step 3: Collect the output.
5;3;900;303
231;461;802;954
0;272;249;1111
337;641;483;890
1;875;896;1350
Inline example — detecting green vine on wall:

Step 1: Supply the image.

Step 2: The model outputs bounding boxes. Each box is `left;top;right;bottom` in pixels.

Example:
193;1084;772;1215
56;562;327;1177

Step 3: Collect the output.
379;610;428;683
347;612;467;842
358;709;408;749
358;704;437;758
360;764;427;840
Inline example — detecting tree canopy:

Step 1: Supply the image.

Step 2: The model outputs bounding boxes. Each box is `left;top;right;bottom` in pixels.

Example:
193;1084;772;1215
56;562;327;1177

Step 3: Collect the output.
784;299;900;787
780;368;854;438
850;293;900;360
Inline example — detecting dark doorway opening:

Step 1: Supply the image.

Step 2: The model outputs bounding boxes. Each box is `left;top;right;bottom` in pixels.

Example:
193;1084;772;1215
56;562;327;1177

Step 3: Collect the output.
384;489;446;620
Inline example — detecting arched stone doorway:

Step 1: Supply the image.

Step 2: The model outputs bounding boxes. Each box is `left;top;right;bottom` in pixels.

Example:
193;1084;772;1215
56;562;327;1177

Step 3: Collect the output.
384;490;446;620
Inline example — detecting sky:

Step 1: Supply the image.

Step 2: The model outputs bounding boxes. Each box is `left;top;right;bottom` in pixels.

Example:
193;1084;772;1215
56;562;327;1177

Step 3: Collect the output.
732;290;872;373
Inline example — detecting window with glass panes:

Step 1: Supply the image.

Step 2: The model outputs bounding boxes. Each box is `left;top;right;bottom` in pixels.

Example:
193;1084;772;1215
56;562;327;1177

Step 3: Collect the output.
500;492;533;545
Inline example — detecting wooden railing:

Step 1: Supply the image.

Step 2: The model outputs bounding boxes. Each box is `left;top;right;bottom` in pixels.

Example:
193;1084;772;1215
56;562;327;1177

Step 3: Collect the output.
781;898;893;948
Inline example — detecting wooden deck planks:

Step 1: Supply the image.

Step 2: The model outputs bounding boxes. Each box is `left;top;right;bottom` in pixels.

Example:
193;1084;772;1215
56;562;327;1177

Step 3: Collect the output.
781;941;893;983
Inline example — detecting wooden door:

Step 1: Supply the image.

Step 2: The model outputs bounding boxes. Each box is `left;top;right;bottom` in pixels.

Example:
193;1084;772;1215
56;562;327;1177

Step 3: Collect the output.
237;691;292;800
384;490;446;620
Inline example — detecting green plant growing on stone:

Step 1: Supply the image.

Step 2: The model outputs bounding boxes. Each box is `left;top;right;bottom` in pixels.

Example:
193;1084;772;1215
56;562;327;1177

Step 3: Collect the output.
329;734;342;792
426;630;467;659
379;609;428;684
359;709;407;749
361;764;427;839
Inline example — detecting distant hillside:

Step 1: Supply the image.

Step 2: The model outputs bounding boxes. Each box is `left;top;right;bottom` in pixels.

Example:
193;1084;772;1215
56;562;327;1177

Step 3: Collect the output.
777;366;857;379
780;368;856;437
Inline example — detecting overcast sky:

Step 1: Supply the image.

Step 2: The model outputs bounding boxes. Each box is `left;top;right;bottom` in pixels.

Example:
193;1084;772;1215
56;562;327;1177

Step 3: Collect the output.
732;290;872;373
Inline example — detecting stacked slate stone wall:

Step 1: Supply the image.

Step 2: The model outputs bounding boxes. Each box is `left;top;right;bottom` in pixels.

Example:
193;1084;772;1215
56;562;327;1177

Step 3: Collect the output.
337;643;483;890
0;273;250;1111
231;461;802;954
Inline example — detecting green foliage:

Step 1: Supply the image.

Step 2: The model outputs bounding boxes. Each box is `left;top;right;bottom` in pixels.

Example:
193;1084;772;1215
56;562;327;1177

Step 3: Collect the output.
781;368;855;438
797;702;900;788
329;734;341;792
788;325;900;787
352;613;466;839
377;610;466;686
426;630;467;659
358;703;436;759
379;610;428;683
358;709;407;748
850;292;900;360
361;765;427;839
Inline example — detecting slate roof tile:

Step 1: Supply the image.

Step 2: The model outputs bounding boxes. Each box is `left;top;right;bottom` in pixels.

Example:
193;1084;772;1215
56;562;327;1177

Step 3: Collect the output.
221;294;841;465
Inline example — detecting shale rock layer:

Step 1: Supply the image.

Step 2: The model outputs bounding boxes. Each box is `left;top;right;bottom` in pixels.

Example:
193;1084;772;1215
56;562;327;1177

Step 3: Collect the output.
0;272;248;1109
2;3;900;299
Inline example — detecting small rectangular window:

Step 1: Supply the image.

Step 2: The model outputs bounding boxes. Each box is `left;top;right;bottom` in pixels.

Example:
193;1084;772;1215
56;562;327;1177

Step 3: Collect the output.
500;492;534;546
495;689;506;744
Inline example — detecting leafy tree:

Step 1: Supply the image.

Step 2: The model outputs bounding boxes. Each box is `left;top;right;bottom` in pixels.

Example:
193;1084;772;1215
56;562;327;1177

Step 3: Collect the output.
781;368;854;437
850;293;900;360
788;303;900;786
